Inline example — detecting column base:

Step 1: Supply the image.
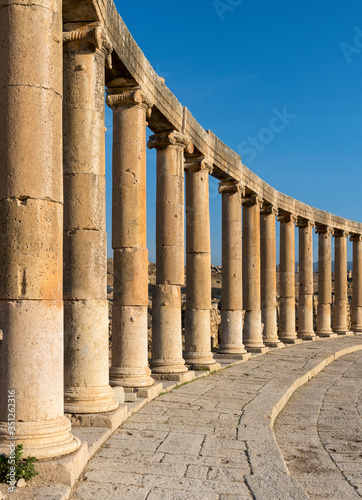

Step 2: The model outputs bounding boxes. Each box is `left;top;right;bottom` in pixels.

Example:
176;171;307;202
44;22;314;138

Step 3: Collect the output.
353;330;362;335
246;346;269;354
183;351;221;371
134;382;164;400
218;342;247;355
0;416;80;460
264;341;285;348
64;385;119;414
67;404;128;432
334;330;354;336
152;371;195;382
214;352;252;361
109;366;154;389
316;331;337;338
279;336;303;345
297;332;318;341
150;358;188;376
186;361;222;372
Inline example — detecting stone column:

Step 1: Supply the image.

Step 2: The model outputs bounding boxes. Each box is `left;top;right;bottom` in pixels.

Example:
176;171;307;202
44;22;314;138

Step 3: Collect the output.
277;213;302;344
148;131;194;380
0;0;80;458
350;234;362;333
218;181;248;357
315;226;335;337
106;84;155;388
260;204;282;347
243;195;268;353
184;157;221;370
297;219;316;340
333;230;352;335
63;23;118;414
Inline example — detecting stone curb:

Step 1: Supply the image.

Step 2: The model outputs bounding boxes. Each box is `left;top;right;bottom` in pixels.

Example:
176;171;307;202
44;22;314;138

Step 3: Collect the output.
243;342;362;499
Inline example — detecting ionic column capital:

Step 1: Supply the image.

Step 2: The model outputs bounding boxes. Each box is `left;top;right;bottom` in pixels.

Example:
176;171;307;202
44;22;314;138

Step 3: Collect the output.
334;229;349;238
296;218;315;229
260;203;278;216
277;212;298;224
106;87;154;117
350;234;362;242
218;180;243;195
242;193;263;208
184;156;213;175
315;224;334;235
148;130;194;154
63;22;113;68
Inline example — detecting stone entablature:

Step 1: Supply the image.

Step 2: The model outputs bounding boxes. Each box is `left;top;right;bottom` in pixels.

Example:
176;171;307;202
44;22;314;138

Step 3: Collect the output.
77;0;362;235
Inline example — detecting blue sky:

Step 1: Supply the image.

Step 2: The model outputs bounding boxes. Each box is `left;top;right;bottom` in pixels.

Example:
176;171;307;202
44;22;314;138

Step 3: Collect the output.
106;0;362;265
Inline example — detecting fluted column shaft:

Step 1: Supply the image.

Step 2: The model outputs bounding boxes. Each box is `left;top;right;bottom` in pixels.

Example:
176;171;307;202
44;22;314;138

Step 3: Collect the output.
243;195;267;352
184;158;219;369
219;181;246;354
351;234;362;333
63;23;118;413
297;219;316;340
106;85;154;388
260;205;281;346
278;214;301;343
333;231;351;334
0;0;79;459
148;131;194;377
316;226;334;337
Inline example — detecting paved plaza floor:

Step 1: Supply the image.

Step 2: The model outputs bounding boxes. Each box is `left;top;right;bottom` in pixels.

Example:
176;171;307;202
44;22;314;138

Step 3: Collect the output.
69;338;362;500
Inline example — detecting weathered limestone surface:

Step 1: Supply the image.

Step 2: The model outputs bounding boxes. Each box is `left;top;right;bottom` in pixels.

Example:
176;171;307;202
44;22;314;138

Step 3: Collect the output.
334;231;352;335
0;0;80;460
242;195;267;353
184;158;220;370
63;22;117;413
218;181;247;355
148;131;193;378
297;219;316;340
107;83;154;388
260;204;281;347
316;226;335;337
351;235;362;333
278;213;301;344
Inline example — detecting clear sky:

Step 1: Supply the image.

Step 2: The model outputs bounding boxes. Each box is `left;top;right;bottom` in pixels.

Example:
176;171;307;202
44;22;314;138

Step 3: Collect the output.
106;0;362;265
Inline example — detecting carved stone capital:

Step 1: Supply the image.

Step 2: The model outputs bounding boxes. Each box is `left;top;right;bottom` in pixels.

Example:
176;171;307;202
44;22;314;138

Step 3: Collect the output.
315;225;333;235
184;157;213;175
296;218;315;229
106;87;154;116
147;131;194;154
242;193;263;208
333;229;349;238
277;212;298;224
260;203;278;216
350;234;362;242
63;22;113;68
218;180;243;195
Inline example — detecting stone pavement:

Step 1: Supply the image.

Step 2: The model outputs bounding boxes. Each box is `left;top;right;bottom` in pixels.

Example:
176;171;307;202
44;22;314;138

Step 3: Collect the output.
66;337;362;500
275;350;362;499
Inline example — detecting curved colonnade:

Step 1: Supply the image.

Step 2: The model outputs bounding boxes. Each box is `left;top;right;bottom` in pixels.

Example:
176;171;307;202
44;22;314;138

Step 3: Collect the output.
0;0;361;463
